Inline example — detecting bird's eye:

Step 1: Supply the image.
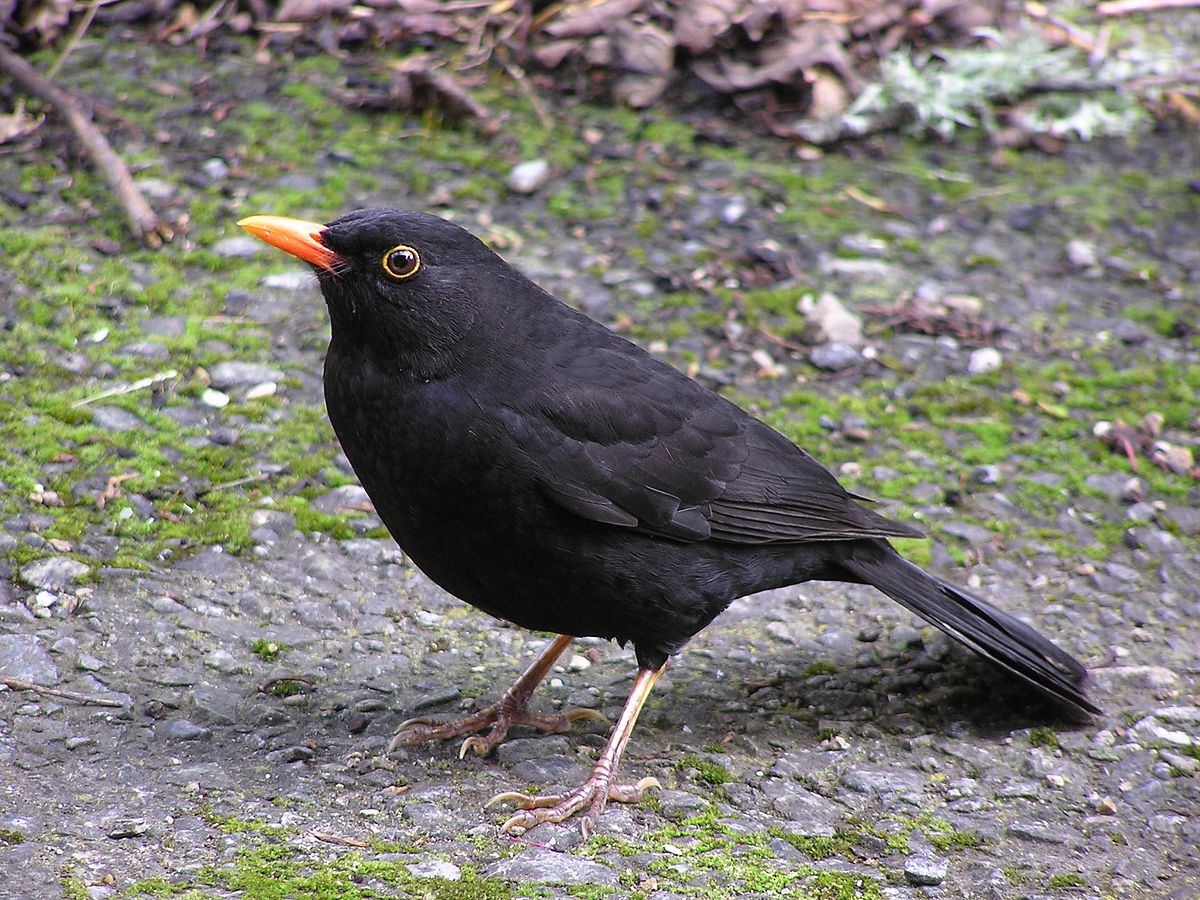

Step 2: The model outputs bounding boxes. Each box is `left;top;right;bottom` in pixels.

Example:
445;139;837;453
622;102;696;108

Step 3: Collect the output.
381;245;421;280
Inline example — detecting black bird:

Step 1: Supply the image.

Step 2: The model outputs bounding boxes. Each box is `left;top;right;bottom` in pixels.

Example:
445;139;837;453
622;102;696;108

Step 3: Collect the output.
239;209;1097;835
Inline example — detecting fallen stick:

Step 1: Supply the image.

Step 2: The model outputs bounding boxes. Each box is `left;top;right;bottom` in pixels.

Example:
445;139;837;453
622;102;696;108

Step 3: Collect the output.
73;369;178;407
1;677;127;708
1098;0;1200;14
0;44;174;247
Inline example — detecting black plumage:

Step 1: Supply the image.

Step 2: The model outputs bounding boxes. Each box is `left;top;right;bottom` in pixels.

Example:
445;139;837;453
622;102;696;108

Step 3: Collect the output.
240;208;1097;834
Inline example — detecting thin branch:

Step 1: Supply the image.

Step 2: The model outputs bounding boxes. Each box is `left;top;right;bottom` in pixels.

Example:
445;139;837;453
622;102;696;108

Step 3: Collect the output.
73;369;179;407
47;0;103;80
1;678;127;708
0;45;174;247
204;472;271;494
1098;0;1200;14
499;58;553;128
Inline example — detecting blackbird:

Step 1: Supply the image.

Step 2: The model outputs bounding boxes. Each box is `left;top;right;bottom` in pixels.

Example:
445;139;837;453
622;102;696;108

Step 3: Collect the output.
239;208;1098;835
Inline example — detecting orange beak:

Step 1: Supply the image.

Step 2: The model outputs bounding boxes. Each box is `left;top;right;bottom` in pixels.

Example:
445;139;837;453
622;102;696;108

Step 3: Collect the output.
237;215;342;273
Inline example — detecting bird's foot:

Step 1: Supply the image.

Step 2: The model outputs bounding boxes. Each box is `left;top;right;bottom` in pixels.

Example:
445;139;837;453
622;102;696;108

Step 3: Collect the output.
389;703;606;759
488;775;661;838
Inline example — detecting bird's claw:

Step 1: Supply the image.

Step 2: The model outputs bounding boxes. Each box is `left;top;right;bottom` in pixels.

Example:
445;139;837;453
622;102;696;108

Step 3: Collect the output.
387;716;461;754
390;705;605;758
564;708;608;725
459;735;490;759
488;776;661;837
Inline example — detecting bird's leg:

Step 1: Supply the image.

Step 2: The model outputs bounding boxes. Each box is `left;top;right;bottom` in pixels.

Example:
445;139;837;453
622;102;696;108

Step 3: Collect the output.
487;664;663;837
389;634;605;758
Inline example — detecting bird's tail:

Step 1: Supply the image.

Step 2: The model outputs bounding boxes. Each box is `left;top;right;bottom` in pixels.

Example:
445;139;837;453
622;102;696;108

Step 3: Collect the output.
839;542;1100;716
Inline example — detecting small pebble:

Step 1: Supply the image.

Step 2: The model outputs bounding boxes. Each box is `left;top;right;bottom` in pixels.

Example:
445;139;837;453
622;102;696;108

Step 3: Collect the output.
1066;239;1098;269
904;854;948;886
967;347;1002;375
507;159;549;194
809;342;859;372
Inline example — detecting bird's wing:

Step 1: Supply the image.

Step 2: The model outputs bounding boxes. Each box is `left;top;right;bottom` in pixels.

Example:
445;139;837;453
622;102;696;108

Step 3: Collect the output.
500;348;921;545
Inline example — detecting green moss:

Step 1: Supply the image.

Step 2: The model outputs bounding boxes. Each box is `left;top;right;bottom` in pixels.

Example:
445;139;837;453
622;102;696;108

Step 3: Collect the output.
0;827;25;844
1029;727;1062;750
124;840;512;900
200;807;293;837
802;660;839;678
61;875;90;900
768;828;856;860
122;876;188;896
1047;872;1088;889
927;825;984;852
265;679;303;698
251;639;286;662
675;752;732;786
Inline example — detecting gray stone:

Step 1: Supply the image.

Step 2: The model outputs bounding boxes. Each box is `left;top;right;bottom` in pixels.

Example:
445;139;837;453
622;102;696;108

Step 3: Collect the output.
20;556;90;590
135;178;175;200
407;860;461;880
721;196;747;224
263;271;311;291
507;159;549;194
940;521;993;545
658;789;709;820
1066;239;1098;269
141;316;187;337
118;341;170;361
0;635;59;686
202;157;229;180
495;736;570;765
840;768;925;796
311;485;373;515
512;755;587;785
88;406;145;432
769;786;837;824
174;546;243;578
799;293;862;346
1008;821;1071;844
212;236;264;258
1165;506;1200;535
904;854;948;886
810;342;859;371
967;347;1002;375
971;465;1001;485
203;649;241;674
483;849;617;885
189;684;238;726
157;720;211;741
207;361;285;389
1154;707;1200;726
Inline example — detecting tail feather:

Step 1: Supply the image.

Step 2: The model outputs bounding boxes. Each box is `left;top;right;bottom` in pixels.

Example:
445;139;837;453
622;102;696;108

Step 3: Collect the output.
840;544;1100;717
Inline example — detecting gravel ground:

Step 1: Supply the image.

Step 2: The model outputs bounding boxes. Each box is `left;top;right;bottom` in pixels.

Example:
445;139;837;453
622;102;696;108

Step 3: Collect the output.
1;28;1199;900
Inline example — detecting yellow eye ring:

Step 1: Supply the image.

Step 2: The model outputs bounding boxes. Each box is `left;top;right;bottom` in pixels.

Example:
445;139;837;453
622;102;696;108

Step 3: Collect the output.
381;244;421;280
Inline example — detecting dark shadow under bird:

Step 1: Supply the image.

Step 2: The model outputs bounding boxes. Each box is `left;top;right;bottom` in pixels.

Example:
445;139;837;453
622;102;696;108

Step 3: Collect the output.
239;208;1098;835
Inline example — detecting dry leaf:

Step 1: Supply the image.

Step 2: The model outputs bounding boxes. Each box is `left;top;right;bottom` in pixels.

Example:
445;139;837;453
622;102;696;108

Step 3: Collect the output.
674;0;739;54
275;0;354;22
20;0;74;43
613;21;674;107
0;100;44;145
543;0;646;39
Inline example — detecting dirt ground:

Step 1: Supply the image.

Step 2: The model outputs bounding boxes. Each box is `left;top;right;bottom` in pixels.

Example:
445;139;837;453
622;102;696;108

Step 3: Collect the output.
1;25;1198;900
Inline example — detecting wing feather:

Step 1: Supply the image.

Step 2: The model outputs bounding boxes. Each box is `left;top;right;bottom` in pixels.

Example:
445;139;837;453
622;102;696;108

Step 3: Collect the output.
500;342;920;545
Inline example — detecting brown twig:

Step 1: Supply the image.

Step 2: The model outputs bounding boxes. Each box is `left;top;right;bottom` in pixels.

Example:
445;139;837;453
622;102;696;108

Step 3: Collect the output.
499;57;553;128
1098;0;1200;14
204;472;271;494
0;44;173;247
1;677;127;708
47;0;103;80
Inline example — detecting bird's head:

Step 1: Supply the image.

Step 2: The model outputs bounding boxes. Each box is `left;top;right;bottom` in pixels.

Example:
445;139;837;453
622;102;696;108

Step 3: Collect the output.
239;208;508;370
